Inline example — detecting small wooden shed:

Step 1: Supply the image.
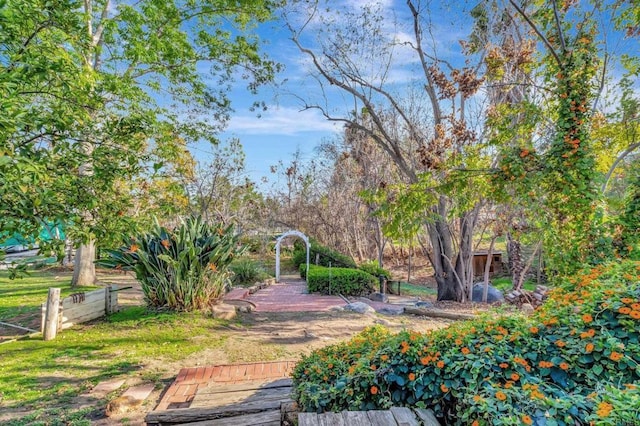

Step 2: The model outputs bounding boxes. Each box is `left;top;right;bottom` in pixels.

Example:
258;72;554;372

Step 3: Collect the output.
472;251;503;277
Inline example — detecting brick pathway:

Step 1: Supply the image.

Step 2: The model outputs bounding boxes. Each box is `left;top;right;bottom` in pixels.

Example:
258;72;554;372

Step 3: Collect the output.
156;360;297;410
247;280;345;313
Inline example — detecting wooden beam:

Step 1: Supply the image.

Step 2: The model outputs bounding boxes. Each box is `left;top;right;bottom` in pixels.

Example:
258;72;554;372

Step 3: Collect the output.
404;307;476;321
390;407;419;426
414;408;441;426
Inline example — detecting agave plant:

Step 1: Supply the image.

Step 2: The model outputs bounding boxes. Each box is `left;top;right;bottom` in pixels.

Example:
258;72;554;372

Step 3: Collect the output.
98;217;244;311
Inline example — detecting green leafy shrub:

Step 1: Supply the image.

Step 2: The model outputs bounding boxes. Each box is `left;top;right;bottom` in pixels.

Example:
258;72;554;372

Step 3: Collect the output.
98;217;244;311
293;239;356;269
358;261;392;280
230;258;270;286
304;264;376;296
292;261;640;425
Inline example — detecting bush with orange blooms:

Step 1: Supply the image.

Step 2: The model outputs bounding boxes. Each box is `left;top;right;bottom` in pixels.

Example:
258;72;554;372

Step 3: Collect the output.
292;261;640;425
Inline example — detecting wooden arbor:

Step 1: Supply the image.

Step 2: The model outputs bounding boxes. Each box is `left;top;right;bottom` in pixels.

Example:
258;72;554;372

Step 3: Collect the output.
275;230;309;282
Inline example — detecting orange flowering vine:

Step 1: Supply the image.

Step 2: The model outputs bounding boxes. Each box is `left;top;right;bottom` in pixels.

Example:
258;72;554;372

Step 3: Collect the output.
596;401;613;417
495;391;507;401
370;386;378;395
609;352;623;361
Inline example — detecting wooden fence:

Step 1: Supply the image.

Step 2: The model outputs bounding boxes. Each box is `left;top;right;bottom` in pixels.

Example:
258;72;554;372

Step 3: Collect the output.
41;285;120;340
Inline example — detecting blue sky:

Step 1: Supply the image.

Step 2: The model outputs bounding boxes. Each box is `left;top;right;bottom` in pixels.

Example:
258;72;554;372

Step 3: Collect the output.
191;0;639;189
193;12;342;188
192;0;475;187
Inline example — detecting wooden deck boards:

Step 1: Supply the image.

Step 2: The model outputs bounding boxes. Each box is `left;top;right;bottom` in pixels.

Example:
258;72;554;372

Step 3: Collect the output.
146;368;442;426
298;407;441;426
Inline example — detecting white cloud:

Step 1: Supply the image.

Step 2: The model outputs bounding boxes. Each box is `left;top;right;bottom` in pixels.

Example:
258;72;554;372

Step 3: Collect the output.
226;106;340;136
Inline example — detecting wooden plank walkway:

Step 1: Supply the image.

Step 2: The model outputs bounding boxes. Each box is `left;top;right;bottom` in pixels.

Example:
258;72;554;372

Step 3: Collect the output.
299;407;441;426
146;378;293;425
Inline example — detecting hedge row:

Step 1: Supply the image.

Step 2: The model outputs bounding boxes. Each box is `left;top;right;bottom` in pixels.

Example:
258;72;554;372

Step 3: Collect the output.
293;239;357;269
303;264;377;296
292;261;640;425
358;260;392;280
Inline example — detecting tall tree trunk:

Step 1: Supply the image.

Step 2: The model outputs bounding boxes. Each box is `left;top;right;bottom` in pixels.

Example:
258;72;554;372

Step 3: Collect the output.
72;240;96;286
456;209;478;301
483;235;497;303
507;232;524;289
430;197;464;301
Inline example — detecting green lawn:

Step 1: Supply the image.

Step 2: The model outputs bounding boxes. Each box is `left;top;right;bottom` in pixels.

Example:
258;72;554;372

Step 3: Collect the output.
0;271;236;420
392;281;437;298
0;271;98;325
491;276;537;292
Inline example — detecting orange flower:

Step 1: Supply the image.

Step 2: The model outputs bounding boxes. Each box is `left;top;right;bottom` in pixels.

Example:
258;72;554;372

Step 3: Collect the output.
160;239;170;249
555;340;566;348
473;395;482;402
499;363;508;369
596;401;613;417
472;421;479;426
461;347;470;355
530;390;544;399
511;373;520;381
440;384;449;393
370;385;378;395
609;352;623;361
632;303;640;310
585;343;594;353
455;338;463;345
559;362;570;371
208;263;217;272
408;373;416;381
630;310;640;320
129;244;139;253
530;326;539;334
522;414;533;425
621;298;634;304
420;357;430;365
582;314;593;323
520;149;530;158
539;361;554;368
437;361;445;368
495;391;507;401
370;365;377;371
618;307;632;315
381;355;389;361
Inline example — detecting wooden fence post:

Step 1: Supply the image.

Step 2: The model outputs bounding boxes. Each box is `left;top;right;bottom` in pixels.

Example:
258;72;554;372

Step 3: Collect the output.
43;287;61;341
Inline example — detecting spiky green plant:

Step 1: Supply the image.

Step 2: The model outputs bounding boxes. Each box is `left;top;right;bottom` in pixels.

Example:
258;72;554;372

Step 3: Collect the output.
98;217;244;311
